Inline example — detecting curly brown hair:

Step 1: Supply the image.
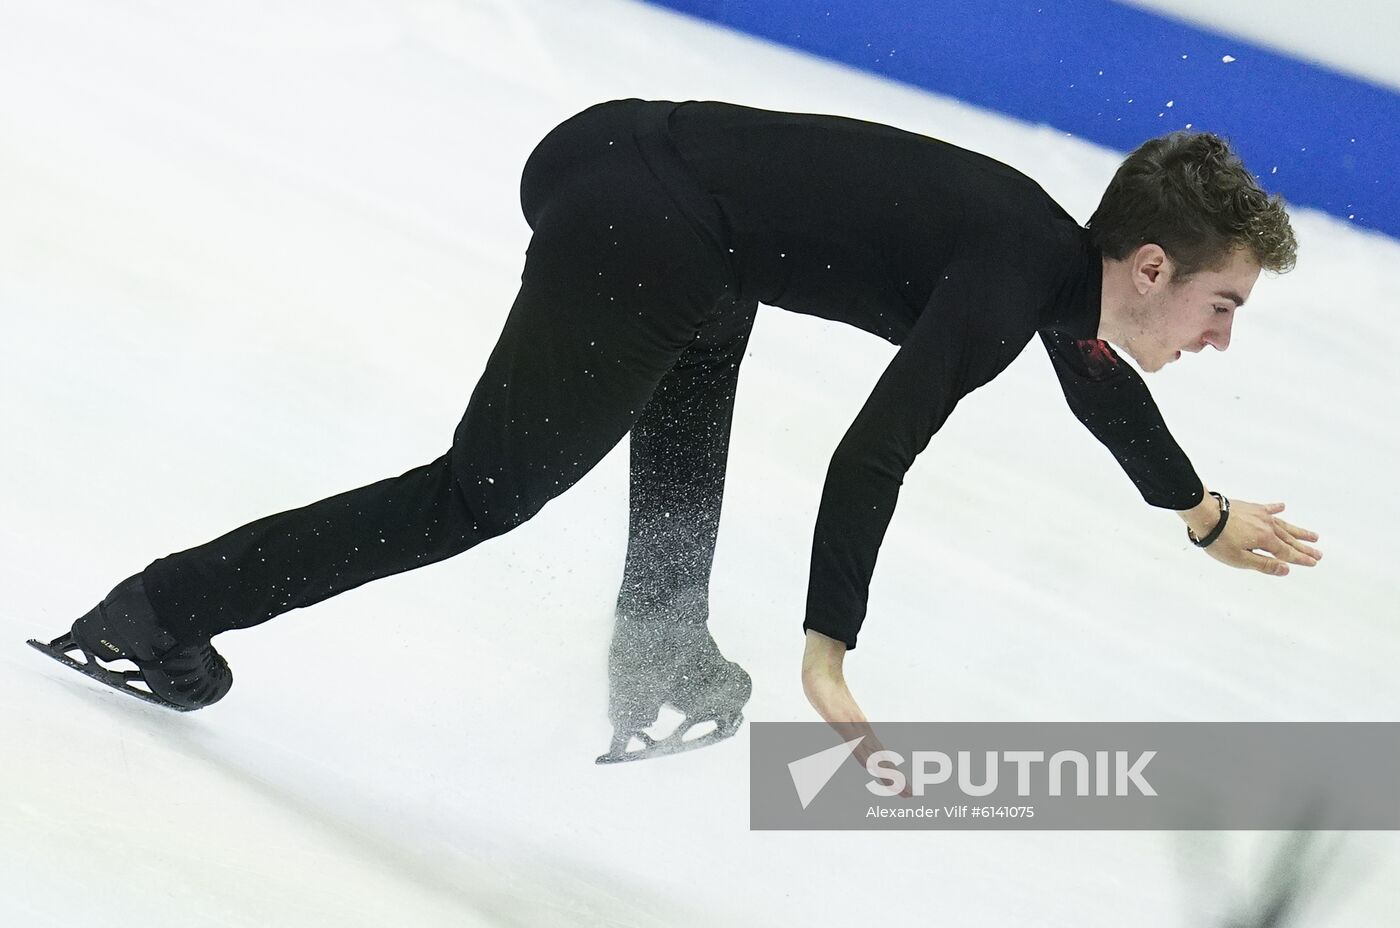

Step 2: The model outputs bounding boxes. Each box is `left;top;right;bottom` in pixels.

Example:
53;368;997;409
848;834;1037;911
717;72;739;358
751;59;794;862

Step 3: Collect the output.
1087;131;1297;280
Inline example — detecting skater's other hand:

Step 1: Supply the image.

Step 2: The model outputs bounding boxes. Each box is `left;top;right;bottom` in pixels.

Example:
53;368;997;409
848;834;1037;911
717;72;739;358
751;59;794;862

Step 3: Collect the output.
1179;493;1322;577
802;630;913;799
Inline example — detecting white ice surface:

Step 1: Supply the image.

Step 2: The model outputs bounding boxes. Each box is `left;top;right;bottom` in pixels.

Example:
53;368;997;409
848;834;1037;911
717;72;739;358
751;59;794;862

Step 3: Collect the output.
1125;0;1400;91
2;1;1397;925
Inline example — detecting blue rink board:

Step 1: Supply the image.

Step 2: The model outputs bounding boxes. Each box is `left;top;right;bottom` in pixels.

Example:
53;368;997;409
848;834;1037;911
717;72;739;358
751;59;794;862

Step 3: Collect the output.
644;0;1400;241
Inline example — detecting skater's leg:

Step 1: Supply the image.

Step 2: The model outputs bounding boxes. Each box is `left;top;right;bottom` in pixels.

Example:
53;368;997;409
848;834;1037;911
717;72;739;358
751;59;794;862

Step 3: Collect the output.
615;294;758;621
141;100;736;645
142;452;471;641
143;267;726;645
607;295;758;738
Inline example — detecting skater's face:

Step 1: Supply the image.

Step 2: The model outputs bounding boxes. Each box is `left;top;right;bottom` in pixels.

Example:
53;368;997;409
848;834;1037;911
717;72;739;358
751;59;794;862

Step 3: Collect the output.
1118;245;1260;373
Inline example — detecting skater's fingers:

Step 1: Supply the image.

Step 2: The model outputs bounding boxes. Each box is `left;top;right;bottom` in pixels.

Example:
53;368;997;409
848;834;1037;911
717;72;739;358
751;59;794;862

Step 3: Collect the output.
1274;524;1321;565
852;742;912;798
1277;517;1320;544
1265;534;1316;571
1241;550;1290;577
1255;527;1314;567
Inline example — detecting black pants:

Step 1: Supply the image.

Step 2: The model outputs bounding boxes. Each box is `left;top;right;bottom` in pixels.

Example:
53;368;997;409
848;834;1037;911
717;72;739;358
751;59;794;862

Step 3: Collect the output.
142;100;756;642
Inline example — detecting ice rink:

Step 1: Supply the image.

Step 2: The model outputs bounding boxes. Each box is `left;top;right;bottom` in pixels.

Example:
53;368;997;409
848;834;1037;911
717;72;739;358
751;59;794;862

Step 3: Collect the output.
3;1;1397;924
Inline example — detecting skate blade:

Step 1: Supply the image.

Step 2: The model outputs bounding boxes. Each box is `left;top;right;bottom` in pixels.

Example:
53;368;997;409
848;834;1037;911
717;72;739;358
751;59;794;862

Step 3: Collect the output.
26;634;195;712
595;713;744;765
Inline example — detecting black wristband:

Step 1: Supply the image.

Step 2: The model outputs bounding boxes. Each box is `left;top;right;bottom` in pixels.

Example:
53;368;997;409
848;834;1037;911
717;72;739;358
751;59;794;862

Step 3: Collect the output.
1186;491;1230;548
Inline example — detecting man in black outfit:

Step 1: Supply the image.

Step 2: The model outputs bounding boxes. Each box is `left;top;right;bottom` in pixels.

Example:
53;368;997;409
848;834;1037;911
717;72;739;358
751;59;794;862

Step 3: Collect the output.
34;98;1322;761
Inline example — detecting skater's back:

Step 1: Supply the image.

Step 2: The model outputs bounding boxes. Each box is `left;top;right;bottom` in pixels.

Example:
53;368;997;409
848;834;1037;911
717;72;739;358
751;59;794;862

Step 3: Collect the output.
668;100;1087;344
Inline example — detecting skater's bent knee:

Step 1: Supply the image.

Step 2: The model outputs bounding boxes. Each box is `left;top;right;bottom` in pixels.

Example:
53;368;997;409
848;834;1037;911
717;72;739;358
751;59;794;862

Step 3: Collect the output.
449;470;547;541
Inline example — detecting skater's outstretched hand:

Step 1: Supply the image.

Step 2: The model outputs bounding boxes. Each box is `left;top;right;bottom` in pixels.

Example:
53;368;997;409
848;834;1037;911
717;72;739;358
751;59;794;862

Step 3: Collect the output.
1178;490;1322;577
801;630;913;799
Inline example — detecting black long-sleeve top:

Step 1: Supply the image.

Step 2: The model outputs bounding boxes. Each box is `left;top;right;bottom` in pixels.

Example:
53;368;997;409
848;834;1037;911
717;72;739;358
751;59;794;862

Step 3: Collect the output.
661;100;1204;648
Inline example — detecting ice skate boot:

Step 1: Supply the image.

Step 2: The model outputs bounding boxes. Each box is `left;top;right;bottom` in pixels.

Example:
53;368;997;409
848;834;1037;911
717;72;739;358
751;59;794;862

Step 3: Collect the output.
596;598;750;764
27;573;232;711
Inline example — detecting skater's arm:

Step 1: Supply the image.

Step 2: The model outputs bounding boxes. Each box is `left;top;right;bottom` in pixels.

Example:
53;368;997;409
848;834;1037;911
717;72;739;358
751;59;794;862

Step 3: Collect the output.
802;261;996;651
803;629;909;793
1041;330;1323;573
801;629;865;724
1039;328;1204;508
